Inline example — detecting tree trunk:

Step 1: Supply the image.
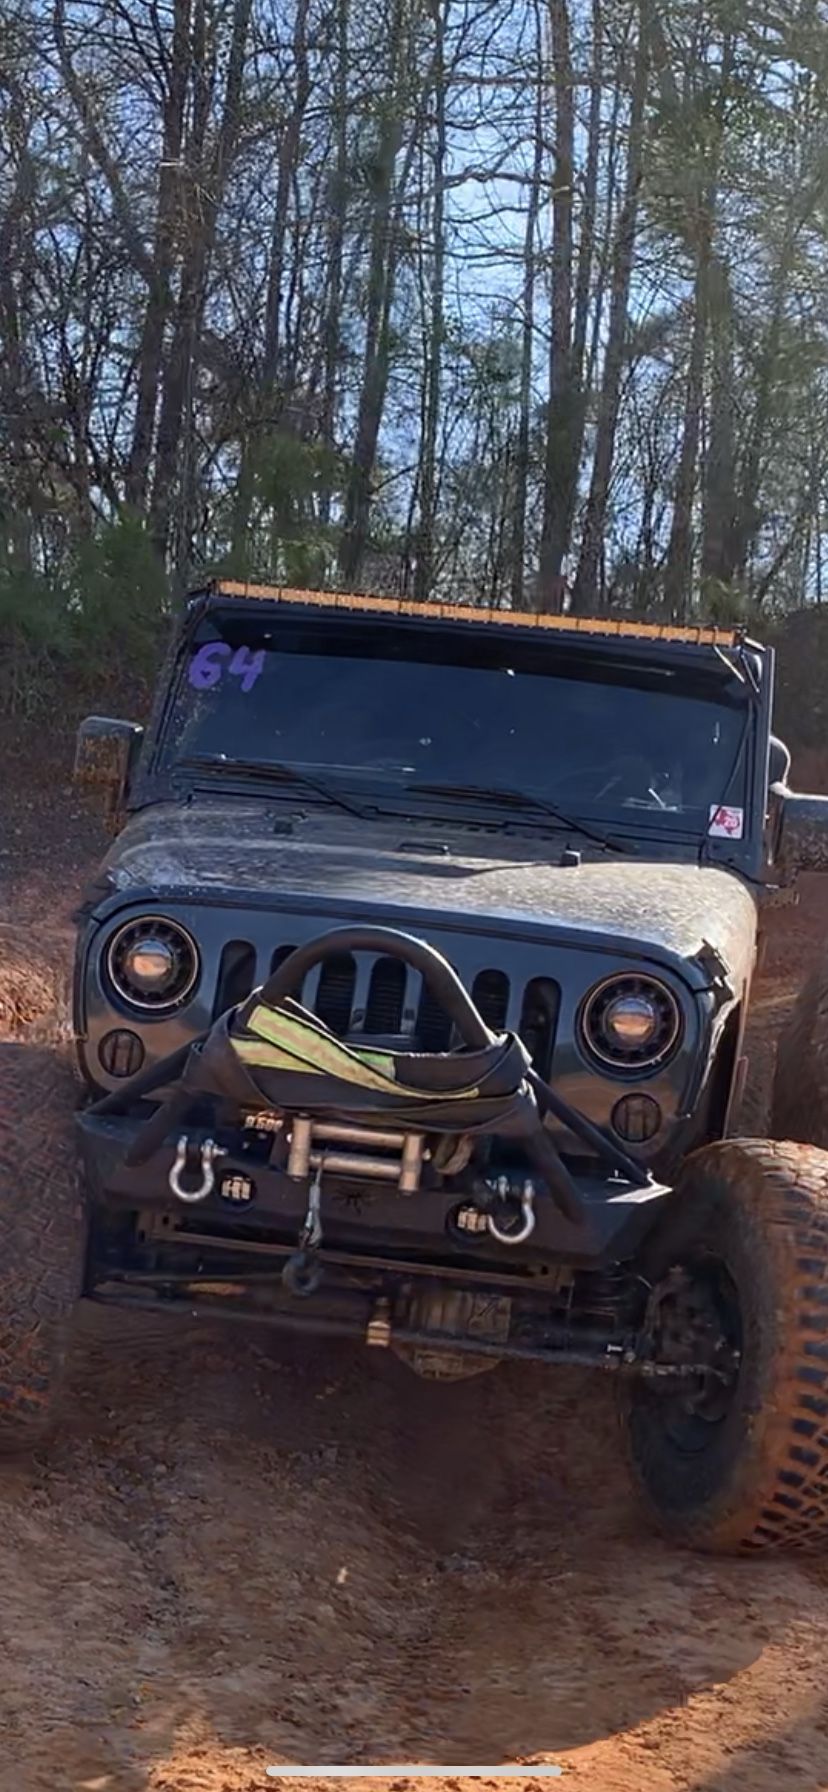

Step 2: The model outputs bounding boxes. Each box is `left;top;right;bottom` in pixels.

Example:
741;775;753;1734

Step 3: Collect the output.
233;0;312;558
0;83;36;569
150;0;252;570
338;0;410;587
730;215;799;580
700;252;737;586
558;0;603;569
413;0;446;603
663;34;734;619
511;0;545;611
537;0;603;607
125;0;191;512
262;0;312;396
320;0;350;526
537;0;574;611
571;3;648;614
573;0;602;396
663;233;709;619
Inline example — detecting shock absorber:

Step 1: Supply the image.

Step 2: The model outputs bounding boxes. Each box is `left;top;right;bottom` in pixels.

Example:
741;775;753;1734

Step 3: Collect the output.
573;1265;634;1329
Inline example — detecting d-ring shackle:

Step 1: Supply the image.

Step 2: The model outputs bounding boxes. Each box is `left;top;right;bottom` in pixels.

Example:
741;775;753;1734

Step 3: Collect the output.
168;1136;223;1203
487;1182;536;1246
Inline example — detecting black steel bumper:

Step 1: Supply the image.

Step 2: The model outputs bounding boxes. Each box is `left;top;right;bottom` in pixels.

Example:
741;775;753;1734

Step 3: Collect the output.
77;1108;670;1272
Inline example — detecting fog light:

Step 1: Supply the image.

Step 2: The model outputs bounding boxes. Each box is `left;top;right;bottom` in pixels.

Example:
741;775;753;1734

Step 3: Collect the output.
99;1028;145;1078
612;1092;661;1143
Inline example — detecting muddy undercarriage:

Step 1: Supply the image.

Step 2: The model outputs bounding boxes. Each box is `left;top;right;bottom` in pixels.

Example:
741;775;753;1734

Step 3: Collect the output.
86;1216;736;1391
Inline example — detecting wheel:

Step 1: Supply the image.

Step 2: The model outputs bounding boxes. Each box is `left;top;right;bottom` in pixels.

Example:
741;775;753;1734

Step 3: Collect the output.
0;1043;86;1449
771;963;828;1147
622;1138;828;1552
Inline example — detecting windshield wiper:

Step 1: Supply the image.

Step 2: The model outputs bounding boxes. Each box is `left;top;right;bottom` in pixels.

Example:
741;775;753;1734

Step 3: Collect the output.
406;780;632;854
173;755;371;820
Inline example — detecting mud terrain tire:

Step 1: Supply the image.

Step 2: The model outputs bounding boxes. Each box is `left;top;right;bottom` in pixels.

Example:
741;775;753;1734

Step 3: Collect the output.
0;1044;85;1449
771;963;828;1147
623;1139;828;1552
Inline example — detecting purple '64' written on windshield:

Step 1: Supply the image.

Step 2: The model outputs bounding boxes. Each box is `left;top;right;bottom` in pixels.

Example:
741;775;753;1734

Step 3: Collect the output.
188;643;265;693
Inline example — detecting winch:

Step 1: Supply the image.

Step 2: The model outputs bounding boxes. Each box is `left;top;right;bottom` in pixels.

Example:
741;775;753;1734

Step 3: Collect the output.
285;1115;428;1192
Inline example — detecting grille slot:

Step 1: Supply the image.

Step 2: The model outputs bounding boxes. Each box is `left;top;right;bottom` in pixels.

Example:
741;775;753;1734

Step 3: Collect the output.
315;953;357;1036
519;977;560;1077
416;980;454;1051
213;941;256;1018
365;958;406;1035
471;968;509;1032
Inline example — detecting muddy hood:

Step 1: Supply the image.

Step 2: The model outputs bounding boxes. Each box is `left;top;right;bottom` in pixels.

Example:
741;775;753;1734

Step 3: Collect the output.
96;799;758;985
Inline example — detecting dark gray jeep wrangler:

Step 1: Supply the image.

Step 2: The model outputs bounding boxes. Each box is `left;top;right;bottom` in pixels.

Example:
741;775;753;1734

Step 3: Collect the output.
4;581;828;1554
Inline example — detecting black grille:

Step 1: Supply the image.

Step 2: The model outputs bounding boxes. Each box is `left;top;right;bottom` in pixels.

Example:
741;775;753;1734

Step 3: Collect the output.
210;940;559;1075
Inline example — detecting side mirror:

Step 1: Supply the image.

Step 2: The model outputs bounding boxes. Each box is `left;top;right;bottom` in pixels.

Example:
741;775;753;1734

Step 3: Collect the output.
775;787;828;875
74;716;144;824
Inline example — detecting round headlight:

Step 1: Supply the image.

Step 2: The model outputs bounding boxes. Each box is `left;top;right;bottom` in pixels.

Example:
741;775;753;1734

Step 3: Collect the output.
580;973;681;1072
605;993;659;1049
126;938;177;992
105;917;199;1012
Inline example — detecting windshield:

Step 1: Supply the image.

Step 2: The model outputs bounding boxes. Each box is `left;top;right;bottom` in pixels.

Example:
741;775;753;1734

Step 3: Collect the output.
162;610;753;837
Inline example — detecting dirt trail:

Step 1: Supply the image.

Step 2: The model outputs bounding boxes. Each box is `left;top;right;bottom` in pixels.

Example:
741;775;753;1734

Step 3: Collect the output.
2;765;828;1792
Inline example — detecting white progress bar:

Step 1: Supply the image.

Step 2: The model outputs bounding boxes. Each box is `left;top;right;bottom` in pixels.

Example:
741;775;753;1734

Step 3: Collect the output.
265;1769;562;1779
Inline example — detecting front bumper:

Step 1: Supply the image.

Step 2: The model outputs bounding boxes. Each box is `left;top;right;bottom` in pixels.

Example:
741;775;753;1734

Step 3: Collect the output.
77;1108;670;1273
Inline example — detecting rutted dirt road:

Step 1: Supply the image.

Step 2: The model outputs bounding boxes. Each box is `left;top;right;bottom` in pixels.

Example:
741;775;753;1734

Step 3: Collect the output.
2;758;828;1792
